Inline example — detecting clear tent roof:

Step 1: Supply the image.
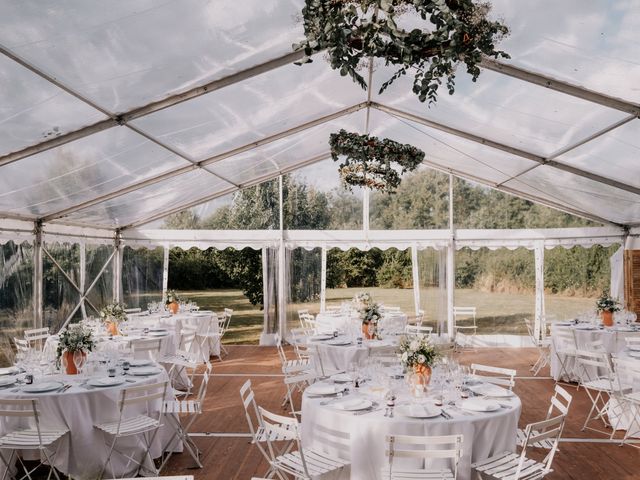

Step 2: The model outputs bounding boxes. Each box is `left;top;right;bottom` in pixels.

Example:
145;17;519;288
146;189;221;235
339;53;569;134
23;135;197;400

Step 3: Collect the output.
0;0;639;230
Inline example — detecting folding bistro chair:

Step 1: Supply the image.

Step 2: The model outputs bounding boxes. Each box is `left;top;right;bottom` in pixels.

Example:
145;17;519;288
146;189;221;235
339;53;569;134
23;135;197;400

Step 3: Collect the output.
470;364;516;390
610;357;640;445
383;434;463;479
160;364;211;471
23;327;50;352
453;306;477;350
404;324;433;338
94;381;169;478
0;398;69;480
524;318;550;376
131;338;163;361
516;385;572;448
550;326;579;385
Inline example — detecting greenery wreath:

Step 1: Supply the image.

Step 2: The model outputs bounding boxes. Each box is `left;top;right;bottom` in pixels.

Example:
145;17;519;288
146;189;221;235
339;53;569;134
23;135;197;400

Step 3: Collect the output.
330;129;425;193
294;0;509;104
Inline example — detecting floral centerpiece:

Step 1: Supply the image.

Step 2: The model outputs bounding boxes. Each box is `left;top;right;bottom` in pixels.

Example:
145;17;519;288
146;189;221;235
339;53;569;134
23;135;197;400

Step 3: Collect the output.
596;291;620;327
99;303;127;335
352;292;382;339
166;290;181;314
399;336;440;385
56;324;94;375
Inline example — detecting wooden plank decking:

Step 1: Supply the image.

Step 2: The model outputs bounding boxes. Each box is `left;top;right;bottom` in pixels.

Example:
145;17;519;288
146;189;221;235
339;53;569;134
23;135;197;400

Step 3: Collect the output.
162;346;640;480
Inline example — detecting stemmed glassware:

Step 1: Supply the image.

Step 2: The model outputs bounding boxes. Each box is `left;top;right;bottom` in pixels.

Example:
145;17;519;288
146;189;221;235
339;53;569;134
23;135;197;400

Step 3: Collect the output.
73;350;86;377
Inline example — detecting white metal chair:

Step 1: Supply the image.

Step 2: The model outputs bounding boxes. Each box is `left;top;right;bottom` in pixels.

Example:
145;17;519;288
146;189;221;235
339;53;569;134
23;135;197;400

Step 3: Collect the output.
524;318;550;376
550;326;578;385
470;364;516;390
289;328;313;363
611;357;640;446
0;398;69;480
217;308;233;357
283;369;318;417
575;349;619;435
131;338;163;361
260;406;350;479
160;364;211;471
624;336;640;349
275;334;311;373
240;380;298;479
453;306;477;349
23;327;50;352
516;384;572;449
472;414;565;480
404;324;433;338
161;348;208;399
94;381;169;479
383;433;463;479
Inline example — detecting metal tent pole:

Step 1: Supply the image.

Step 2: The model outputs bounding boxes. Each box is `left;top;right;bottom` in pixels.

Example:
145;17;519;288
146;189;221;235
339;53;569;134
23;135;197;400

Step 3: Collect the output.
534;241;545;341
447;175;455;338
33;221;43;328
162;246;170;303
320;246;327;313
411;245;420;316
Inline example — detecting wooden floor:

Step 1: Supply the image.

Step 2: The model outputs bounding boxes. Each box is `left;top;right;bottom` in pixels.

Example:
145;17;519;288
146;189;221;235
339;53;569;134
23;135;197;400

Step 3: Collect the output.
162;346;640;480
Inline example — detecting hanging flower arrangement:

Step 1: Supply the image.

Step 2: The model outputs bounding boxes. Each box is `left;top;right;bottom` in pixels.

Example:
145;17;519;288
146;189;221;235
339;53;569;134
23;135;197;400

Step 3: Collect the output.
294;0;509;104
330;129;425;192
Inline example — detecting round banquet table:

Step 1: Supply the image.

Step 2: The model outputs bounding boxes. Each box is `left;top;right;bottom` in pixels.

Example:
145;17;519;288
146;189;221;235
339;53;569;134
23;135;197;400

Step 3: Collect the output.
301;381;521;480
308;337;398;373
0;365;175;480
550;323;640;381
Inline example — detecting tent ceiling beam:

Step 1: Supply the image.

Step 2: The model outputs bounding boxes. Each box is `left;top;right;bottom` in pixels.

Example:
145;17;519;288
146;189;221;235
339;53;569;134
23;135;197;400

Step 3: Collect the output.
0;48;308;168
480;58;640;116
374;103;640;196
121;152;332;231
419;158;620;227
41;103;367;222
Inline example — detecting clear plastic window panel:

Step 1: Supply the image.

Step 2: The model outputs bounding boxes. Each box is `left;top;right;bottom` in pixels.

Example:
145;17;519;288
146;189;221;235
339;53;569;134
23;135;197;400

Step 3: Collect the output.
504;167;640;225
133;59;365;161
0;240;33;366
121;246;164;309
283;159;363;230
417;247;447;333
492;0;640;103
368;109;537;185
65;169;233;228
286;247;322;335
205;110;366;186
0;55;106;157
370;165;449;230
553;119;640;190
0;0;306;112
454;247;534;335
43;242;81;333
0;126;191;218
372;65;626;157
84;244;114;315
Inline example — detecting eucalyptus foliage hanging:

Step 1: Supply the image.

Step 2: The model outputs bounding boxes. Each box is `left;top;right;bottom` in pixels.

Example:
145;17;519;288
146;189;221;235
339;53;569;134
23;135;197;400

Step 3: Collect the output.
294;0;509;104
330;129;425;193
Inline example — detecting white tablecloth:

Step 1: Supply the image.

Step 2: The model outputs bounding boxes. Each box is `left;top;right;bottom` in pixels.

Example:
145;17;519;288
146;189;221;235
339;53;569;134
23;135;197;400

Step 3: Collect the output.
308;338;398;373
0;367;175;479
302;383;520;480
315;313;360;334
550;324;640;381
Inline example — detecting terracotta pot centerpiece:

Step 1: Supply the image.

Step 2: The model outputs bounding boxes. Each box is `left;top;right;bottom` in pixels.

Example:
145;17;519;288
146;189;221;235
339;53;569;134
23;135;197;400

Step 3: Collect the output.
56;324;94;375
596;291;620;328
63;350;86;375
168;301;179;314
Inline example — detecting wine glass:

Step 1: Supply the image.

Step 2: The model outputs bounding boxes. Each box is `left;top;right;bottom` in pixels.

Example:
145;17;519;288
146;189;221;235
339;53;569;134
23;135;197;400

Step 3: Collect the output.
73;350;86;376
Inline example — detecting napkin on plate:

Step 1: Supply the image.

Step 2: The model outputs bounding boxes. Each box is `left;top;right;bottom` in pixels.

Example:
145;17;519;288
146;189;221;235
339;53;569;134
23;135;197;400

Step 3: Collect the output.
333;398;368;410
470;383;513;397
459;398;500;412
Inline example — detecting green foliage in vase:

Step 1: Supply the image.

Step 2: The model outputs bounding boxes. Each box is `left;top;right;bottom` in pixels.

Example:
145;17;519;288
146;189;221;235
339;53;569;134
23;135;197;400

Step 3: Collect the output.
294;0;509;104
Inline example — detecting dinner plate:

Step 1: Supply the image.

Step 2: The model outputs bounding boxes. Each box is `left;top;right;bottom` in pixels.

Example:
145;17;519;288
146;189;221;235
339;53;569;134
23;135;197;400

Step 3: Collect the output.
575;325;596;330
627;345;640;352
615;327;634;332
306;383;345;396
330;373;353;383
0;367;19;376
22;381;63;393
129;367;163;376
627;351;640;359
310;334;333;342
457;398;501;412
553;322;573;326
327;339;352;346
469;384;515;398
147;331;169;337
332;398;372;411
87;377;126;387
396;405;442;418
128;359;153;367
0;376;16;387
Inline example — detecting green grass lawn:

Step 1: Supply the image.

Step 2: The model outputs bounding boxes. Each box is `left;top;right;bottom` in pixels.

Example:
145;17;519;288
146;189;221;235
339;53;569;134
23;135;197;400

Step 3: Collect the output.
175;287;596;343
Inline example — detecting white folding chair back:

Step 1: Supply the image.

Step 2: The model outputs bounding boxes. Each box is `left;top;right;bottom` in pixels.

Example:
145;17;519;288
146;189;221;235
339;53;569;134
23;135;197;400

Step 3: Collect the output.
24;327;50;351
517;385;572;448
524;318;550;376
0;398;69;480
13;337;30;354
179;326;198;353
624;336;640;348
453;306;477;349
612;357;640;445
94;381;169;478
384;434;463;480
470;364;516;390
550;326;578;383
575;349;616;435
131;338;163;361
404;324;433;337
474;414;565;480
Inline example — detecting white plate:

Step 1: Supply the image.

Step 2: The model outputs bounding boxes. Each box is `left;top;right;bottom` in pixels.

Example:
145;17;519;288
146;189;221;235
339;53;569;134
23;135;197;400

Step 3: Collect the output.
0;377;16;387
575;325;596;330
553;322;573;326
330;373;353;383
87;377;126;387
22;381;63;393
457;399;501;412
128;359;153;367
615;327;634;332
129;367;163;376
307;383;344;396
396;405;442;418
147;331;169;337
469;384;515;398
327;339;352;346
627;345;640;352
0;367;19;376
310;334;333;342
332;398;373;411
627;351;640;358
